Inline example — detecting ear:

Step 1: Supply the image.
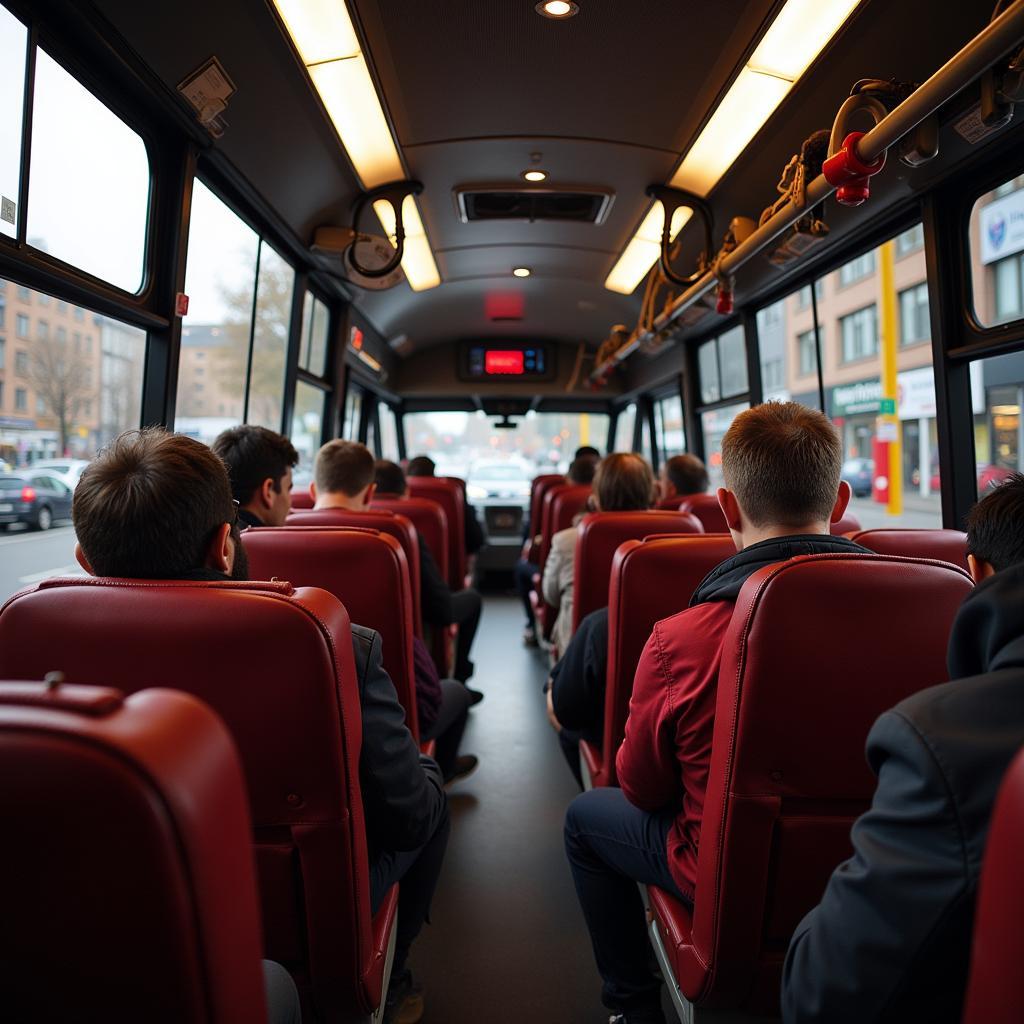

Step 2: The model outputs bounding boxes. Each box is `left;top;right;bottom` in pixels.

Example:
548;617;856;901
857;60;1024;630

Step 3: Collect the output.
363;482;376;507
309;480;318;501
830;480;852;524
74;542;94;575
258;477;276;510
204;522;233;574
717;488;742;532
967;553;996;585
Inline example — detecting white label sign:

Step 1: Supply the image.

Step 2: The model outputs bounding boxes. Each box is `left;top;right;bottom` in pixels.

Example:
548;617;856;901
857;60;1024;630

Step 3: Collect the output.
0;196;14;225
979;188;1024;265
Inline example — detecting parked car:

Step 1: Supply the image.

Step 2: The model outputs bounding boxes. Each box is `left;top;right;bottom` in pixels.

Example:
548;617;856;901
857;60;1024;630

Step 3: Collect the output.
29;458;91;490
0;472;74;531
841;457;874;498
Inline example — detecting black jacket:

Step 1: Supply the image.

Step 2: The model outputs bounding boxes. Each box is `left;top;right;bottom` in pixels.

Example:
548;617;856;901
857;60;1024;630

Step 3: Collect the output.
551;606;609;744
782;561;1024;1024
418;534;454;626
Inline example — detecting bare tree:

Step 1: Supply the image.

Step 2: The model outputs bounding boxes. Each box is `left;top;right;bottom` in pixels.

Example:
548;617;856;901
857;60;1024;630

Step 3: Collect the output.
29;334;94;456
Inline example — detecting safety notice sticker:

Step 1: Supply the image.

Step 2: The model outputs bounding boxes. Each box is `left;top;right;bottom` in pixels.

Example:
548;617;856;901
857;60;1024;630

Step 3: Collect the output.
0;196;15;225
953;103;1004;145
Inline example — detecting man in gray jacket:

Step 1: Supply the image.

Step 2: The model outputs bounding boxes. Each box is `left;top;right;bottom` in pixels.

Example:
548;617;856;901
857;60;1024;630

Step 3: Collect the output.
782;474;1024;1023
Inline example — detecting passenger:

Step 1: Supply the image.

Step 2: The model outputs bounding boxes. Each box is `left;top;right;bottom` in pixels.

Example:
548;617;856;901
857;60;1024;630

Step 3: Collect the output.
564;402;861;1024
406;454;485;560
781;473;1024;1024
211;424;297;527
517;455;598;647
574;445;601;462
317;443;484;700
72;429;448;1024
657;453;709;503
542;453;653;658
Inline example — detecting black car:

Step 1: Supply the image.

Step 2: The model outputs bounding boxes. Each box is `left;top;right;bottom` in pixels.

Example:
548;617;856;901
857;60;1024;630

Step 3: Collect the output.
0;472;74;531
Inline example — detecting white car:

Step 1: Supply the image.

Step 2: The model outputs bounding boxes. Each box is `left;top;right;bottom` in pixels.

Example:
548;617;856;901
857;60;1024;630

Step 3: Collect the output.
29;459;91;490
466;461;532;504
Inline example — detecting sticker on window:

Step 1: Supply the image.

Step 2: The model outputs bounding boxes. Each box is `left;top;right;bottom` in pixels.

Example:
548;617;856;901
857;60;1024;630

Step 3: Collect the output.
0;197;15;225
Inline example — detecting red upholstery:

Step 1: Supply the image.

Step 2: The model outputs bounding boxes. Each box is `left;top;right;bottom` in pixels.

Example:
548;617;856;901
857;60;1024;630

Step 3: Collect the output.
290;487;314;510
0;578;395;1022
581;534;736;788
963;747;1024;1024
372;496;449;592
533;483;593;639
572;511;703;632
287;507;423;636
655;496;686;510
678;493;730;534
0;682;267;1023
848;528;969;572
830;510;862;535
645;553;973;1014
407;477;466;588
243;526;419;739
527;474;566;560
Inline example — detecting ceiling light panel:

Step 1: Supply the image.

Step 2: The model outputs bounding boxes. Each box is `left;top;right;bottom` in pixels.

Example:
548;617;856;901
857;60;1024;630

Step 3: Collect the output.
272;0;360;65
604;202;692;295
748;0;862;80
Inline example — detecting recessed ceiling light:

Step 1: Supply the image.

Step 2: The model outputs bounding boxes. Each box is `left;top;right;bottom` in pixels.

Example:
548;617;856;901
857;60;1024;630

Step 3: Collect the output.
536;1;579;19
513;267;532;278
522;169;548;182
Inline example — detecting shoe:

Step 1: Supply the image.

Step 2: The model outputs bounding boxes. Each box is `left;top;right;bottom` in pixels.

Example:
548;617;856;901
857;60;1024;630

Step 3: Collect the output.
523;626;539;647
384;970;424;1024
608;1009;666;1024
454;659;475;683
466;686;484;706
444;754;479;786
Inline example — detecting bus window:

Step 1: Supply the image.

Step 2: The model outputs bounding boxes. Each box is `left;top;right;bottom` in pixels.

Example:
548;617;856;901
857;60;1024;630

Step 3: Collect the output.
702;402;749;490
613;403;636;452
379;403;399;460
970;175;1024;328
29;47;150;292
0;6;26;240
719;325;748;397
640;410;654;467
290;379;325;476
404;410;608;483
970;352;1023;496
342;385;362;441
759;286;824;410
246;243;294;431
654;394;685;459
299;293;330;376
698;341;720;404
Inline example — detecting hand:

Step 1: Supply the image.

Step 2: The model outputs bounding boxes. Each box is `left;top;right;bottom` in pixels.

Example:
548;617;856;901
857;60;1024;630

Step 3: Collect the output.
545;683;562;734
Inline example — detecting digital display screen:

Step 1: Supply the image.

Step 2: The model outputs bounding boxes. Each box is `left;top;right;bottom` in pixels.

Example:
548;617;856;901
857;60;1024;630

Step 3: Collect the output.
467;344;547;378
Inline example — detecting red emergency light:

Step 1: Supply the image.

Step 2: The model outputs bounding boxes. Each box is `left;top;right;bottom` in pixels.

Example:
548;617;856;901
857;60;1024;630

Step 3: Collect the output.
484;350;525;375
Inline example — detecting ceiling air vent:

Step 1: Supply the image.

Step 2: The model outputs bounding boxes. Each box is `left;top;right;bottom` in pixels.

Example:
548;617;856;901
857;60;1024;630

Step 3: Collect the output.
454;186;613;225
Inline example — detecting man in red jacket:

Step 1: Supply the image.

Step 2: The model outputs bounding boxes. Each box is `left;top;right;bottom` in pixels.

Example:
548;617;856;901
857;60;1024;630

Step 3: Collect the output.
564;402;861;1024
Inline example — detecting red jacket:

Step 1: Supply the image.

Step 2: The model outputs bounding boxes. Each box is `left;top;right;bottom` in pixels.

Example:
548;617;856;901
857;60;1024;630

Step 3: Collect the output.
615;601;733;899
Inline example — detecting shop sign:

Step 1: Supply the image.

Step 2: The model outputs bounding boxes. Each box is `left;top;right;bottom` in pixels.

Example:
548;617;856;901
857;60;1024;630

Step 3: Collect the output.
830;379;882;417
980;187;1024;264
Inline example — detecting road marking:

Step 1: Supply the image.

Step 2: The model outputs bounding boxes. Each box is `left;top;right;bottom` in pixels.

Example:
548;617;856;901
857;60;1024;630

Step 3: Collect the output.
18;565;84;584
0;525;75;547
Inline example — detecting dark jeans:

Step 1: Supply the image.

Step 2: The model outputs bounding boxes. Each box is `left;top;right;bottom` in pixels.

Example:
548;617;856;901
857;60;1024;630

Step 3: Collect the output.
564;787;689;1015
558;728;585;790
422;678;471;779
515;559;539;629
371;799;451;975
450;588;482;681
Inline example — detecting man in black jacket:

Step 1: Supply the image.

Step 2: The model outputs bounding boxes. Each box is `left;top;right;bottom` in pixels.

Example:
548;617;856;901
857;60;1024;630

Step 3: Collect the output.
406;454;485;558
212;424;298;528
72;428;447;1024
782;473;1024;1024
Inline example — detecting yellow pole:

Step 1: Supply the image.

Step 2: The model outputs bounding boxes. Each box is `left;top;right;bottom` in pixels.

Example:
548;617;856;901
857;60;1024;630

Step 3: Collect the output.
878;240;902;517
579;413;590;447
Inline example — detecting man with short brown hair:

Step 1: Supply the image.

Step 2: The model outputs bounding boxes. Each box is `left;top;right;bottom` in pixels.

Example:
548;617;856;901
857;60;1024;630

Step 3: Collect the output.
565;402;865;1024
658;453;709;503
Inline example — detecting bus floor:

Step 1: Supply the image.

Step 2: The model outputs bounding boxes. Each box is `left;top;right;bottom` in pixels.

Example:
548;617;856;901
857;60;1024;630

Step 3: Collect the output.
413;593;667;1023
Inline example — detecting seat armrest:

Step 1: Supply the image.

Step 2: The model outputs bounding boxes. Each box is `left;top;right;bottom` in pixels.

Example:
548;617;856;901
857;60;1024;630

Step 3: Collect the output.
579;739;604;789
365;883;399;1010
420;739;437;759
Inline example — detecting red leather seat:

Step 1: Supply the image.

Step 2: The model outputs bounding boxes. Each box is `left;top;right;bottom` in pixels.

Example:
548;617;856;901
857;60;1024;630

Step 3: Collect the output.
678;493;730;534
406;477;466;588
643;553;973;1017
0;578;397;1023
243;525;419;738
290;487;314;510
572;510;703;632
848;528;969;572
0;681;267;1023
830;510;862;535
581;534;737;788
532;483;593;640
963;747;1024;1024
287;507;423;636
527;474;568;560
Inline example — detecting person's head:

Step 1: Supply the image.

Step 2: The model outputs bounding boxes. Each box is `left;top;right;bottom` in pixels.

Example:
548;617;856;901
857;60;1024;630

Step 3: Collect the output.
312;440;376;509
574;446;601;462
659;454;709;501
567;456;598;487
374;459;407;498
406;456;436;478
72;428;245;580
718;401;848;549
592;453;655;512
965;473;1024;584
211;425;298;527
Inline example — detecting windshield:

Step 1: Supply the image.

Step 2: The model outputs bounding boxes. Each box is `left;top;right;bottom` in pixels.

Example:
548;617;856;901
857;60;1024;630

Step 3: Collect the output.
403;411;608;480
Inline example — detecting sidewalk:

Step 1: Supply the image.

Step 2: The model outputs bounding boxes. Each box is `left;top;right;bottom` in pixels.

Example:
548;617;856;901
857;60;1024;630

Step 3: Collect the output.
847;492;942;530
